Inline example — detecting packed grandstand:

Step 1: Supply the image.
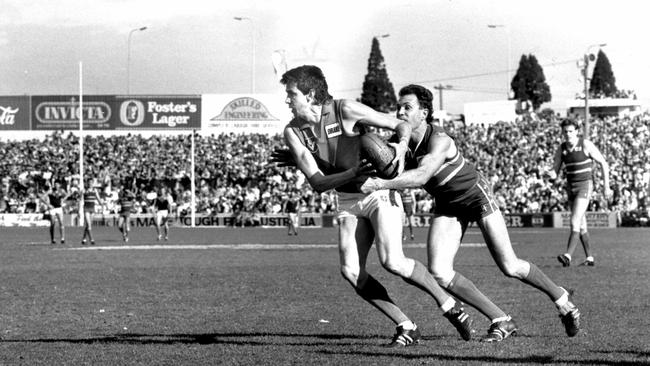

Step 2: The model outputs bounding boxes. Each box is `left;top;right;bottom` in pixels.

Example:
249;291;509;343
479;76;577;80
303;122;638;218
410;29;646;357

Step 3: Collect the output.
1;114;648;225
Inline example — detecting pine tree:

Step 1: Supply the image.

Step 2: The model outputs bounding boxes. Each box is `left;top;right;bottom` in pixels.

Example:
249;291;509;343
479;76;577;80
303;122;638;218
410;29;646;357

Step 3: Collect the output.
589;50;617;97
511;54;551;110
360;37;397;113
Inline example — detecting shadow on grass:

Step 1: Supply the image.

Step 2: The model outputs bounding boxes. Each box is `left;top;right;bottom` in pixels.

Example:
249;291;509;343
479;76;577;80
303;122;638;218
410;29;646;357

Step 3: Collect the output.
3;332;648;365
2;331;389;346
315;349;650;365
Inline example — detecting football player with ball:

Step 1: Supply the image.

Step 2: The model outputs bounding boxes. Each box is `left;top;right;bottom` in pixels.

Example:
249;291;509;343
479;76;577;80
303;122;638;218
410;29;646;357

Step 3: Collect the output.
276;65;473;347
361;84;581;342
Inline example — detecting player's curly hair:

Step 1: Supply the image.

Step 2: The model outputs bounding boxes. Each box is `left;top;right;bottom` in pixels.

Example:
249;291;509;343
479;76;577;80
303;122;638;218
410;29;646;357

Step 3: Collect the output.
399;84;434;123
280;65;333;105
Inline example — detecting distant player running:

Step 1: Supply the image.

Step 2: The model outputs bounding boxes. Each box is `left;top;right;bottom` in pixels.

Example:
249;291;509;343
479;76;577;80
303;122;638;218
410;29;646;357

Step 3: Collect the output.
552;118;610;267
283;191;301;236
81;181;103;245
117;183;137;242
40;181;71;244
153;187;174;241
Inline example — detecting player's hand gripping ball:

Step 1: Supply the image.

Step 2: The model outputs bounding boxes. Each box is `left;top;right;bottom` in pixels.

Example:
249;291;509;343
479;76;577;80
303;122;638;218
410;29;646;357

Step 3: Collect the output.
360;132;399;179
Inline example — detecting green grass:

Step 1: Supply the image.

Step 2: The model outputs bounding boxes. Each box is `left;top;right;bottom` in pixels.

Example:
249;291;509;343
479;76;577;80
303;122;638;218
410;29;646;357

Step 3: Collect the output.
0;226;648;365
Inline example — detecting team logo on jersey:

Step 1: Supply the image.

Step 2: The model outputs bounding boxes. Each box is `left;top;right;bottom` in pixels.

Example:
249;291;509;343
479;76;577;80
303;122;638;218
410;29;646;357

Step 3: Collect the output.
300;127;319;154
325;123;342;138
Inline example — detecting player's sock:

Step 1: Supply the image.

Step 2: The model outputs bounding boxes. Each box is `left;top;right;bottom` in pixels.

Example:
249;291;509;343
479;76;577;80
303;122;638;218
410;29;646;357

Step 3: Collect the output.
355;275;409;325
579;231;592;258
554;288;576;315
446;272;507;320
566;231;580;257
520;263;565;301
402;261;449;307
440;297;456;313
397;320;416;330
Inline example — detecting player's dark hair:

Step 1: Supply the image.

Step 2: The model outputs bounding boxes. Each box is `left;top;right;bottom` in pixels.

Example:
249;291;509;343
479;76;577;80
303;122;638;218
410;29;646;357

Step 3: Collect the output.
399;84;434;123
560;118;581;130
280;65;333;105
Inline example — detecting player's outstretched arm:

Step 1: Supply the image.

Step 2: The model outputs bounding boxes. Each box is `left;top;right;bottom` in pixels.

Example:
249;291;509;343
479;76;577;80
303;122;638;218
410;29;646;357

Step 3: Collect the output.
360;133;452;193
338;99;411;171
284;127;372;193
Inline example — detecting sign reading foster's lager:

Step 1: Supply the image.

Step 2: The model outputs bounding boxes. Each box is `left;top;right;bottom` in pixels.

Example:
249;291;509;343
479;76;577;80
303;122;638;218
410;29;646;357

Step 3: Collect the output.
116;96;201;130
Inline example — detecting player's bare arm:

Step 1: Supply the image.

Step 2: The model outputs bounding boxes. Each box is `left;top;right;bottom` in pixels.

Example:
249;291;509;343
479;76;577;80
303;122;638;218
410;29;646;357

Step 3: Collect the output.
284;126;373;193
584;139;611;197
338;99;411;170
360;133;453;193
550;148;563;180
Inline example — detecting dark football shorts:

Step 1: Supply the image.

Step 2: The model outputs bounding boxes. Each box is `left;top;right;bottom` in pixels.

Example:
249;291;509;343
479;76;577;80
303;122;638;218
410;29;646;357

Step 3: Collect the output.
434;174;499;222
566;180;593;202
83;202;95;213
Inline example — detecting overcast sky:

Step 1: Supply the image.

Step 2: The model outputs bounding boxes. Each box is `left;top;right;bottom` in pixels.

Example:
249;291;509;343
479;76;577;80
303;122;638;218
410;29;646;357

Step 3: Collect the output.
1;0;648;114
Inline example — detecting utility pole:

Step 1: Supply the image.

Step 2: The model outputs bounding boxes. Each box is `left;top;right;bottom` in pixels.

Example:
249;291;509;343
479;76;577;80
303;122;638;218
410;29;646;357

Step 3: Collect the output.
433;84;452;110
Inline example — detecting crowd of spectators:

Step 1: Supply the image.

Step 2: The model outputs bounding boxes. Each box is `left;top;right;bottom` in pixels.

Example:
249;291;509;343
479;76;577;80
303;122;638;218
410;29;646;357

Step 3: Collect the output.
1;113;649;223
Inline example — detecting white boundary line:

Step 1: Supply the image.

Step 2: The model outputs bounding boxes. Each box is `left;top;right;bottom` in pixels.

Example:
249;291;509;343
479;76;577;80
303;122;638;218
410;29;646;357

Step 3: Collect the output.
58;242;500;250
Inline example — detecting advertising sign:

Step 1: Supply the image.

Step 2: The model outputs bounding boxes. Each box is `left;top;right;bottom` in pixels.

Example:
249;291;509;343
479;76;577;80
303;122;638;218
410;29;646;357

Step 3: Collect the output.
114;96;201;130
202;94;291;135
0;96;31;130
554;211;616;228
0;214;49;227
32;95;113;130
83;213;322;228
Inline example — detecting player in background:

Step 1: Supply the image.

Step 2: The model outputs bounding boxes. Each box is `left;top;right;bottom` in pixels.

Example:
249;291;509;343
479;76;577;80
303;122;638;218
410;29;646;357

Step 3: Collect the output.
400;189;416;240
39;181;71;244
81;180;103;245
117;182;137;242
273;65;473;346
361;84;581;342
283;191;301;236
153;186;174;241
552;118;610;267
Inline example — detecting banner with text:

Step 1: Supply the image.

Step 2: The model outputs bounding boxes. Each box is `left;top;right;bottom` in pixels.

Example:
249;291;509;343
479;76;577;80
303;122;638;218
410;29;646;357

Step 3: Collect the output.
553;211;616;228
30;95;201;130
113;95;201;130
0;96;31;130
83;213;323;228
202;94;290;135
0;214;50;227
32;95;113;130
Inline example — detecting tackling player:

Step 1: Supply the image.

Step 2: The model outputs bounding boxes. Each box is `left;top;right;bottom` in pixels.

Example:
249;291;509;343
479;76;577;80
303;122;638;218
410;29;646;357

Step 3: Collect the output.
552;118;610;267
273;65;473;346
361;84;581;342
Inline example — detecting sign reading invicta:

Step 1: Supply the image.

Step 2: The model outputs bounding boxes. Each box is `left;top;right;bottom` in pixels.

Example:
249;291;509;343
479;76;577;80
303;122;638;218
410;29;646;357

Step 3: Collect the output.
211;97;279;121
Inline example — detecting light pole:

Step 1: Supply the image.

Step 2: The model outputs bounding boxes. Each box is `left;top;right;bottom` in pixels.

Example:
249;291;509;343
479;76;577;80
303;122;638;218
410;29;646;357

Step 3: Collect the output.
487;24;511;99
126;26;147;95
582;43;607;137
234;16;256;94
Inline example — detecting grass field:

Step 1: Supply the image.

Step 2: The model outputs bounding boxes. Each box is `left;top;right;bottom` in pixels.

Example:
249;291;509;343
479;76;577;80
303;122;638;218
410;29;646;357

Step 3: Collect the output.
0;225;648;365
